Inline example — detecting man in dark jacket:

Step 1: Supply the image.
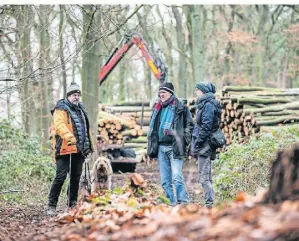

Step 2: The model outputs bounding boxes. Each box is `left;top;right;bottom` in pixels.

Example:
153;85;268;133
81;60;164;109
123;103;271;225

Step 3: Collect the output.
191;81;222;208
147;82;194;206
47;82;94;215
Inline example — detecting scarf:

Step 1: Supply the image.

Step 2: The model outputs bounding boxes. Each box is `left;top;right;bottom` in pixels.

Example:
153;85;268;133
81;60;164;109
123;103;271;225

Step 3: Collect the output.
148;95;176;137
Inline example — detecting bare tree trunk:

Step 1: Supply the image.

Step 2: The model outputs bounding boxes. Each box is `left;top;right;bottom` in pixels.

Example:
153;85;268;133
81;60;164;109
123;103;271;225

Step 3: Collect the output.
38;5;51;142
183;5;194;97
172;6;187;98
81;5;101;157
222;6;235;85
188;5;204;85
59;5;67;97
17;6;37;135
116;8;129;102
255;5;269;86
282;52;289;89
212;6;222;90
137;9;153;99
156;6;174;83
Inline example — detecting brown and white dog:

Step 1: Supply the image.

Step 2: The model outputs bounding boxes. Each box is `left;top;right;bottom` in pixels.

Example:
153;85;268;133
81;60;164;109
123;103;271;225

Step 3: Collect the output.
91;156;113;192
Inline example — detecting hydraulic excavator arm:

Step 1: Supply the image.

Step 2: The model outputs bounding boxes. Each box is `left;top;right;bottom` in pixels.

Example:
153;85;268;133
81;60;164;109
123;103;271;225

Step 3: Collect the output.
99;31;168;86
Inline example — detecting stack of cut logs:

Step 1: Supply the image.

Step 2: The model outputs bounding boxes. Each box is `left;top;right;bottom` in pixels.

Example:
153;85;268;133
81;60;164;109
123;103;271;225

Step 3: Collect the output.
98;101;152;162
188;86;299;144
98;87;299;157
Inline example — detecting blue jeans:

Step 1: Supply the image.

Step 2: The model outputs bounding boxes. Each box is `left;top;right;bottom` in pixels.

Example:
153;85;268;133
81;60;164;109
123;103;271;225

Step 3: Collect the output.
158;145;190;205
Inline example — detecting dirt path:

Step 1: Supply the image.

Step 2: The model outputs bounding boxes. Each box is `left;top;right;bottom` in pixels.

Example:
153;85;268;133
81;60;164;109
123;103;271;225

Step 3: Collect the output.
0;161;201;241
0;205;55;241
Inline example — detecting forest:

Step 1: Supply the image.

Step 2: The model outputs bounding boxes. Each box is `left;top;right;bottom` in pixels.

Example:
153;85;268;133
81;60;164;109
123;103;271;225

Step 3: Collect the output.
1;4;299;241
0;5;299;142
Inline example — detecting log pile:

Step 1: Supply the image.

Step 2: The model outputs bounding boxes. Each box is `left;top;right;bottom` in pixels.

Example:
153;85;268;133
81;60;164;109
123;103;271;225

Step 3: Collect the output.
98;101;152;162
188;86;299;145
98;87;299;153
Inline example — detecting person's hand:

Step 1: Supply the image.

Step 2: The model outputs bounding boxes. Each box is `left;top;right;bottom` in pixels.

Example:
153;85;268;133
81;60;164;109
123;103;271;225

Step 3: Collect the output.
67;136;76;146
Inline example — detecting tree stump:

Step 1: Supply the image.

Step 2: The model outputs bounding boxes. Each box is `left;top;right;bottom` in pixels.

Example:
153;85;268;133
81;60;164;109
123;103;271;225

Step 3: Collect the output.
264;143;299;203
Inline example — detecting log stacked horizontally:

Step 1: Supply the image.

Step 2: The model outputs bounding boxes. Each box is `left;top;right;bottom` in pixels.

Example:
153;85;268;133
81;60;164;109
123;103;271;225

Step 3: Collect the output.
98;87;299;157
188;86;299;144
98;101;151;162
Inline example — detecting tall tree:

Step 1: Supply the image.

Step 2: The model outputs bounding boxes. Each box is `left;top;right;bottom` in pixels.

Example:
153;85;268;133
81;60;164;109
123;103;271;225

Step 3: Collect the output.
16;6;35;134
137;6;154;99
255;5;269;86
156;6;174;83
188;5;204;85
81;5;101;154
116;7;129;102
59;5;67;97
38;5;52;142
172;6;187;98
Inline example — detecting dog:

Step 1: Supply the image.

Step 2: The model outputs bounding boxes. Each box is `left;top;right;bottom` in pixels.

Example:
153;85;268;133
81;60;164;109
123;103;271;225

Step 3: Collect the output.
91;156;113;192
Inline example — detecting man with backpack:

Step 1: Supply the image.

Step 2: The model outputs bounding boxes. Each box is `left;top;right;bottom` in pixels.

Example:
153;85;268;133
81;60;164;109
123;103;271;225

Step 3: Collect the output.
190;81;223;208
47;82;94;215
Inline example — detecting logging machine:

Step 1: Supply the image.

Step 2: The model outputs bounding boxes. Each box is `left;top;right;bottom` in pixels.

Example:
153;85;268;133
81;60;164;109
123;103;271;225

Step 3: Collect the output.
98;31;168;172
99;31;168;85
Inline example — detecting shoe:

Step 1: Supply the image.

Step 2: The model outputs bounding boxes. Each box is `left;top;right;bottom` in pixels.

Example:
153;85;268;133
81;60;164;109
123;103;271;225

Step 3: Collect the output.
69;201;77;209
177;202;189;207
205;204;213;209
46;206;57;216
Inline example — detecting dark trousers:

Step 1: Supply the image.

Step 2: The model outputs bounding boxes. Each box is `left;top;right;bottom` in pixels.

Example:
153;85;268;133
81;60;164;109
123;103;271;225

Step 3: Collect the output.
196;142;214;206
48;153;84;208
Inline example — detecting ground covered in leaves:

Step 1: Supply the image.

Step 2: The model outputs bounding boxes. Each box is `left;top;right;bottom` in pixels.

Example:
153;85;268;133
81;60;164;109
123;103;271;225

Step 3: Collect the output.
2;189;299;241
0;204;55;241
2;173;299;241
1;156;299;241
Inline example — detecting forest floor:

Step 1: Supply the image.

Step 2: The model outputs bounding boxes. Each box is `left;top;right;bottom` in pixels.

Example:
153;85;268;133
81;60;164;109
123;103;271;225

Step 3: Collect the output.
1;162;299;241
0;161;201;241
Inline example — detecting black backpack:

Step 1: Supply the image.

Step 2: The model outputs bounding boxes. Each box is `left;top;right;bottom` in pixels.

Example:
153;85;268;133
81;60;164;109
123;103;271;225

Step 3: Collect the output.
200;100;226;148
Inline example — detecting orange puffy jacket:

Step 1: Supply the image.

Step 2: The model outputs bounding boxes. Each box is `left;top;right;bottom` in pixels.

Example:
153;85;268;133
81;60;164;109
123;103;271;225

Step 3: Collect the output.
50;109;94;162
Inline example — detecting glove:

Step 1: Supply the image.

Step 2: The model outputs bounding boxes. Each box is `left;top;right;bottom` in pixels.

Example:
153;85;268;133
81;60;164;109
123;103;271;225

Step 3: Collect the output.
67;136;76;146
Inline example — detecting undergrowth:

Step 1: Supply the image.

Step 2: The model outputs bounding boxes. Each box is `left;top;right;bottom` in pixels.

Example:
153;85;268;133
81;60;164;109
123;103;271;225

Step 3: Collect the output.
0;120;54;205
214;125;299;202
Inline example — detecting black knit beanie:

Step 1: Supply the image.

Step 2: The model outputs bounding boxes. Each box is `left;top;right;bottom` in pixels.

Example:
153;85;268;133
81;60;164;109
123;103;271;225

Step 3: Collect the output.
159;82;175;95
67;82;81;97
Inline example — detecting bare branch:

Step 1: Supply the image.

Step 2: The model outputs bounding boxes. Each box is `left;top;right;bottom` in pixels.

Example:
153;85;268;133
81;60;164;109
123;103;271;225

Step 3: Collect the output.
106;4;144;37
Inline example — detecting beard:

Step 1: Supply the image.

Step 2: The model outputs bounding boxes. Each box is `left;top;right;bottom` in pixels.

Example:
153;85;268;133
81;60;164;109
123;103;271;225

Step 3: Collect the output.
72;100;79;105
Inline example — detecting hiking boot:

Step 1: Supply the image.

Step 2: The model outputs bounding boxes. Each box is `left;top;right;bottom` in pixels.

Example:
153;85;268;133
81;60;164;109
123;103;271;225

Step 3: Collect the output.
46;206;57;216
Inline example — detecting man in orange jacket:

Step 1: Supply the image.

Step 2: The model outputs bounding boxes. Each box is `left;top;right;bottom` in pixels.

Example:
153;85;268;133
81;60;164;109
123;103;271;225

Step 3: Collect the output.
47;82;94;215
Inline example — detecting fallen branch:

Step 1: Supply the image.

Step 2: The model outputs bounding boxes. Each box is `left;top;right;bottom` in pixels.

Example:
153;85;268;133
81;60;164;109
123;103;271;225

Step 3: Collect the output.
0;189;25;194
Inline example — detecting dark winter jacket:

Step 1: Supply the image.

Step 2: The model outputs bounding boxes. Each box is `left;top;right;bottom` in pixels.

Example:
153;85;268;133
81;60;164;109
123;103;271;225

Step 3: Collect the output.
147;98;194;159
191;93;222;156
51;99;93;160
